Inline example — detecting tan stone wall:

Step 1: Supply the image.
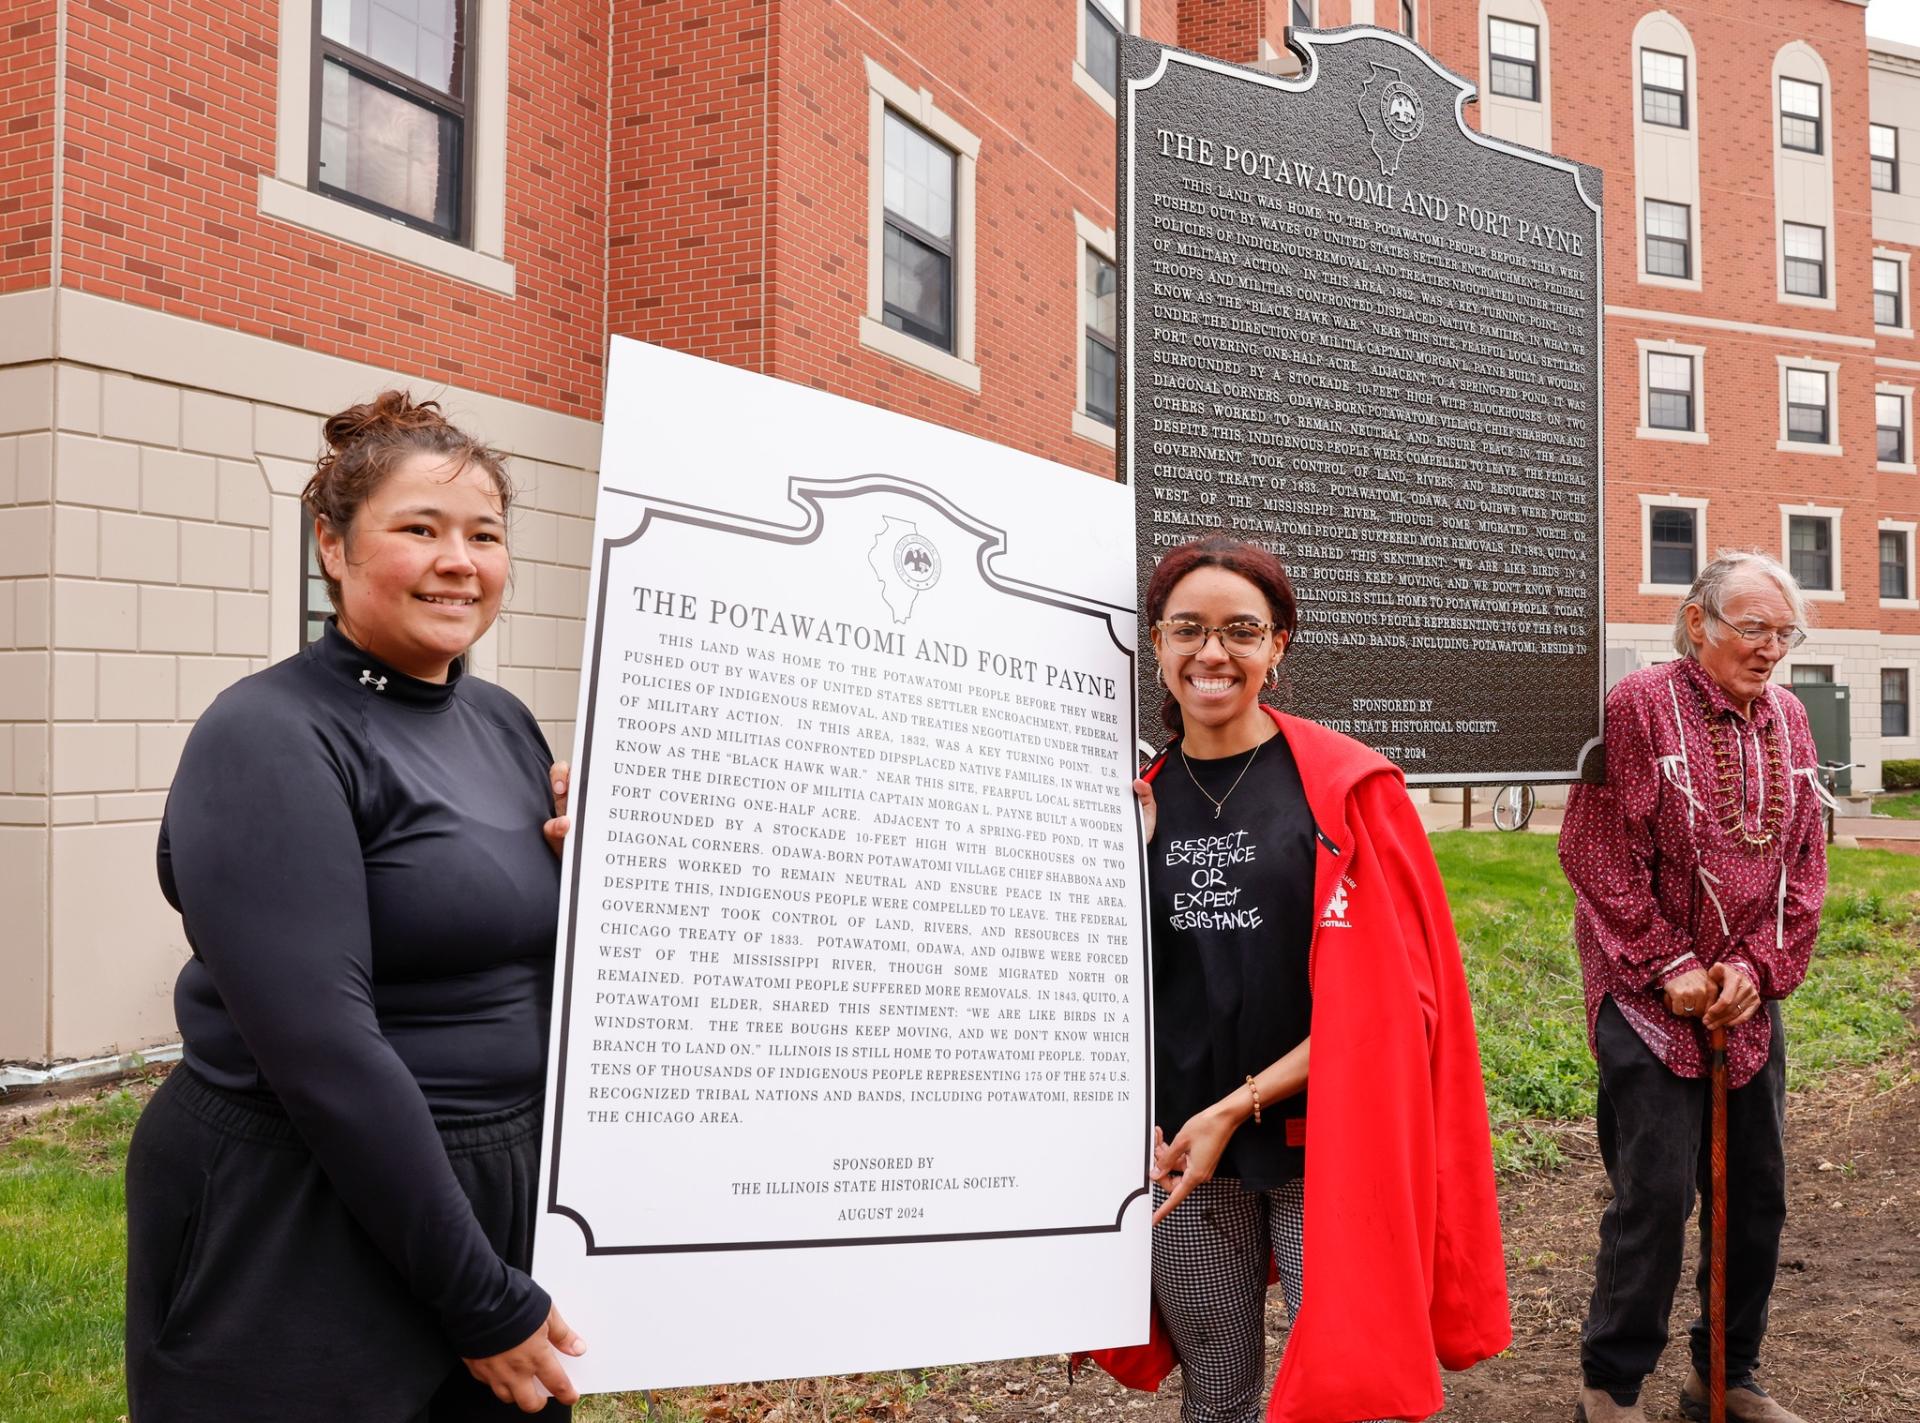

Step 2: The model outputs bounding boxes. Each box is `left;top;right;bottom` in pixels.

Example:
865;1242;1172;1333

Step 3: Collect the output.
0;292;600;1064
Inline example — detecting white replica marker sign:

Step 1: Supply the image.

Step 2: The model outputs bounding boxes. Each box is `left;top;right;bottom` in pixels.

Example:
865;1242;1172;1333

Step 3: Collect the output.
533;339;1151;1392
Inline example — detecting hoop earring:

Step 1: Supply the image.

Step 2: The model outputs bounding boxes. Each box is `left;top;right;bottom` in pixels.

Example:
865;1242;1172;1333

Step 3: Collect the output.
1155;666;1167;690
1265;663;1281;690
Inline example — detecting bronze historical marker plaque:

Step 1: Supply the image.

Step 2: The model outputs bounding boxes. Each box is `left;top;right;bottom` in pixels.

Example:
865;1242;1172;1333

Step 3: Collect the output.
1120;28;1604;782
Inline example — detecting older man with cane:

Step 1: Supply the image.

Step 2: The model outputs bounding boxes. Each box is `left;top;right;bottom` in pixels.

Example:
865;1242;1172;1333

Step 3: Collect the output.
1560;552;1828;1423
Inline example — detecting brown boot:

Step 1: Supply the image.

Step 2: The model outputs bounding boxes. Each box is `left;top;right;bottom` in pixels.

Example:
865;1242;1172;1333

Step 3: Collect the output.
1574;1384;1647;1423
1679;1369;1809;1423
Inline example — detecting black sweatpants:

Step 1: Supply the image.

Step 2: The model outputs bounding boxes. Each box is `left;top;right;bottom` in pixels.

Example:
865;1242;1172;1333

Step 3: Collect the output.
126;1066;569;1423
1581;997;1788;1398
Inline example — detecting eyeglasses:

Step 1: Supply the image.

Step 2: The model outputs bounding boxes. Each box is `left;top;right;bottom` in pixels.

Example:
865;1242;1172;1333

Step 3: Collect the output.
1153;620;1276;657
1709;612;1807;650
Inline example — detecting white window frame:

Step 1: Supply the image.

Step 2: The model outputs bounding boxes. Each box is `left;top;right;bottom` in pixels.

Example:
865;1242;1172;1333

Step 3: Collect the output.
1074;0;1130;117
1775;354;1841;456
1635;338;1707;443
1878;383;1916;474
1781;221;1828;300
1871;122;1900;194
263;0;513;294
1880;658;1918;746
1638;492;1707;595
1630;14;1702;297
1073;211;1118;448
1778;76;1824;155
1779;502;1844;602
1771;44;1836;313
1878;518;1917;609
1874;247;1913;339
861;59;981;393
1478;0;1551;151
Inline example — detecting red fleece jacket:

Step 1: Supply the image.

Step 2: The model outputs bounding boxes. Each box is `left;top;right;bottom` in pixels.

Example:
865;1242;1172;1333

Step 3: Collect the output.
1088;709;1510;1423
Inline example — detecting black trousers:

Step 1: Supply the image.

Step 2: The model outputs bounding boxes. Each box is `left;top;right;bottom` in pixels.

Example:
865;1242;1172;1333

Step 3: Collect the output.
1581;997;1788;1397
126;1066;569;1423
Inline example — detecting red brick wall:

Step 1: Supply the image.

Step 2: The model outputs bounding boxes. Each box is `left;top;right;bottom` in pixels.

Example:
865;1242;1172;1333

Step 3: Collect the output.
1141;0;1181;45
1;0;56;292
1418;1;1893;631
608;0;771;371
58;0;606;417
745;0;1120;477
1178;0;1262;66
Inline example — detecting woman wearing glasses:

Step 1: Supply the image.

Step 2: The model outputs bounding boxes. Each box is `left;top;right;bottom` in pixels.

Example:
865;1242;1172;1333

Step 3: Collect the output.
1089;534;1509;1423
1560;552;1825;1423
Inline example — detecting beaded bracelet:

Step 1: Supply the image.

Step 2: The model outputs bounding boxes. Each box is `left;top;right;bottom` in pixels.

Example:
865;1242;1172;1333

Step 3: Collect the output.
1245;1074;1262;1126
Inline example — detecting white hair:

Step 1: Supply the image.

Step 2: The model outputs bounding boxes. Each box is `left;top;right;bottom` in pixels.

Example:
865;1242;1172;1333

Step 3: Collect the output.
1671;550;1810;657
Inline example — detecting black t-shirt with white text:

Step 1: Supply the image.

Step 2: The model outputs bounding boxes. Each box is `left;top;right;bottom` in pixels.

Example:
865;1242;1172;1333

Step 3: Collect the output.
1148;733;1317;1187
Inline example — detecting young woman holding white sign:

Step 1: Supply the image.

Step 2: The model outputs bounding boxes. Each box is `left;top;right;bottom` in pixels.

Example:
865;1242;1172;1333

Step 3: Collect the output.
1087;534;1509;1423
126;393;582;1421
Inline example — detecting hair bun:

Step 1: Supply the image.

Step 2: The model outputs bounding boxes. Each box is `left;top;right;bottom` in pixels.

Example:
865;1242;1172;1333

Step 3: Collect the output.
322;390;449;453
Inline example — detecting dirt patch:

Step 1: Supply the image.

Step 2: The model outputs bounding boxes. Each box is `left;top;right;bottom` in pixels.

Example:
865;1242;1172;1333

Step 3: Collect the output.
0;1063;171;1147
908;1056;1920;1423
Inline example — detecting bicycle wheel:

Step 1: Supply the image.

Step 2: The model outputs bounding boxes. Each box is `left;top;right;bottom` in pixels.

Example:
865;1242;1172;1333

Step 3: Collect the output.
1491;783;1536;832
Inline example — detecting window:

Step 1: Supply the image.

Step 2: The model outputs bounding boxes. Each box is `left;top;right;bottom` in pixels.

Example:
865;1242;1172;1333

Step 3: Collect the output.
1291;0;1313;30
315;0;472;242
1875;257;1903;329
1789;514;1834;590
1780;78;1822;154
302;519;331;647
1641;49;1687;129
1645;200;1691;279
1872;123;1899;193
1790;664;1834;686
1785;369;1829;444
1399;2;1415;37
1649;506;1698;585
1880;393;1908;465
1882;530;1911;601
1084;1;1119;99
863;61;978;389
881;112;957;353
1489;19;1539;101
1648;353;1694;431
1884;668;1911;738
1783;222;1825;298
1085;247;1116;427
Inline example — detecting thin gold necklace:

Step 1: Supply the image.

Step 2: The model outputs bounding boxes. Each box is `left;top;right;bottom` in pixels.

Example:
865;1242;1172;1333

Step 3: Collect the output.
1181;739;1263;820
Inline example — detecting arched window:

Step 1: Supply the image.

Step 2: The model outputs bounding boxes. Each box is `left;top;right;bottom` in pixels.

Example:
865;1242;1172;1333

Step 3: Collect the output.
1632;12;1702;292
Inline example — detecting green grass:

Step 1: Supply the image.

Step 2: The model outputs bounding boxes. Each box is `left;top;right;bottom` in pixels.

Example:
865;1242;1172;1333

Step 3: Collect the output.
0;1087;145;1423
1433;834;1920;1171
1873;791;1920;819
4;844;1915;1421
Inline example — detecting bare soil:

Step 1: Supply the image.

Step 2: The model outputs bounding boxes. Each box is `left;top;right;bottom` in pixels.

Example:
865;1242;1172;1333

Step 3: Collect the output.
895;1053;1920;1423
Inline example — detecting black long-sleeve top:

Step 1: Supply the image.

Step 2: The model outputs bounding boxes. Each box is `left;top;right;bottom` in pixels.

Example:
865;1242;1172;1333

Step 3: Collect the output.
157;622;561;1357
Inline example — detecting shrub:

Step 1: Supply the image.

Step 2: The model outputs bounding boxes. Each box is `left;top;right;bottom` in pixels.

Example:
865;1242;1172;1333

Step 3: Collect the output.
1884;758;1920;791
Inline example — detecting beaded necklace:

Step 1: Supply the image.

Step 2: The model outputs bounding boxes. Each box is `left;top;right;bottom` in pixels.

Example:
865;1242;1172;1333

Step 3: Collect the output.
1694;681;1787;849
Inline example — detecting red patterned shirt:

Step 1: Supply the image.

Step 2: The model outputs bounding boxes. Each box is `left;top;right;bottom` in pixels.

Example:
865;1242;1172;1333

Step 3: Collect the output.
1559;657;1827;1088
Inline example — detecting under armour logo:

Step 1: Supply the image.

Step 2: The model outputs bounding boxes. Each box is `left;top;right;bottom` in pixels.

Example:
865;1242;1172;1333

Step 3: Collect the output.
359;671;387;692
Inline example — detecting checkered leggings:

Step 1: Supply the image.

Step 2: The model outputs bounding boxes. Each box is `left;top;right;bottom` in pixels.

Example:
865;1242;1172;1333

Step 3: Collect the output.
1152;1177;1392;1423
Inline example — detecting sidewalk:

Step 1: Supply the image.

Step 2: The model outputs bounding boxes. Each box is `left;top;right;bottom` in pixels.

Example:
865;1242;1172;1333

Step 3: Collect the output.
1415;792;1920;853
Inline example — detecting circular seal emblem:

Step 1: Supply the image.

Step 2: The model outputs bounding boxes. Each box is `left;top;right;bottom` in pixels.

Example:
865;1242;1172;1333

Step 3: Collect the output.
1381;81;1423;143
893;534;941;591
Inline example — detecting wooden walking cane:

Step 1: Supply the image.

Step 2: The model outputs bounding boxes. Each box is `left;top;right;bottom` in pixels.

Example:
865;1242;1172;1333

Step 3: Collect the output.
1708;1024;1729;1423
